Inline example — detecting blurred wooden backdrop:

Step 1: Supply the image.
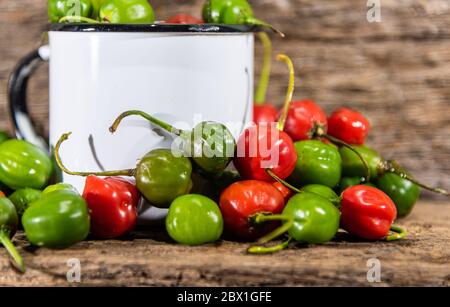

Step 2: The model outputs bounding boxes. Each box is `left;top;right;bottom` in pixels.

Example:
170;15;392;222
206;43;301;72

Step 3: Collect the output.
0;0;449;197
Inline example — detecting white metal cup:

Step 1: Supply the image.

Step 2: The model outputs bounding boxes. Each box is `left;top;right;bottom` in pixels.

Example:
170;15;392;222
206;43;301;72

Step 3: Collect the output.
9;24;255;222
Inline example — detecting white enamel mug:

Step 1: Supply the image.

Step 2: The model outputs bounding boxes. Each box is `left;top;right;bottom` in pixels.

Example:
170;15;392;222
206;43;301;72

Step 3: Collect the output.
8;24;255;222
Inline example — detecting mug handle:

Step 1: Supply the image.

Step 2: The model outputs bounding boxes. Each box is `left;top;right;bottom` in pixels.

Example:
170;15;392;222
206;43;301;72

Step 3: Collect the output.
8;45;50;151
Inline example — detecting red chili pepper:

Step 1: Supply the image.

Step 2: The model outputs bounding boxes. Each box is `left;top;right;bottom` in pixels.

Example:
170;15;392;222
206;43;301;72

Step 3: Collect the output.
166;14;203;24
340;185;397;240
219;180;285;240
82;176;139;239
327;108;371;145
235;54;297;182
283;99;327;141
0;191;4;197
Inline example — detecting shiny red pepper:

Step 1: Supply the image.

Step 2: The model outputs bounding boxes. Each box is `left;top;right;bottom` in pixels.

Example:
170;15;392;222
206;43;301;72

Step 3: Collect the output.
82;176;139;239
166;14;203;24
235;54;297;182
328;108;371;145
219;180;285;240
283;99;328;141
340;185;397;240
253;105;278;125
273;182;293;202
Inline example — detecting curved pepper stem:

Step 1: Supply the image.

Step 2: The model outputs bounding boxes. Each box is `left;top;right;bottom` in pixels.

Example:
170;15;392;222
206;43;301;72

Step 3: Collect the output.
109;110;183;136
266;169;301;193
54;132;134;177
247;236;293;254
0;231;25;273
276;54;295;131
386;225;407;241
255;32;272;105
321;133;371;182
245;17;285;38
58;16;100;23
382;160;449;196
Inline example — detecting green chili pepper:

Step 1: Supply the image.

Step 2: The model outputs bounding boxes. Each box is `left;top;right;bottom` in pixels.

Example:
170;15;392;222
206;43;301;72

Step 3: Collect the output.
288;140;342;188
48;0;93;23
248;192;340;254
99;0;155;23
166;194;223;246
377;173;420;218
0;140;53;190
8;189;42;217
91;0;107;19
301;184;340;207
109;110;236;178
0;131;10;144
22;190;90;248
42;183;78;195
0;197;25;272
202;0;284;36
338;177;376;194
340;145;448;196
54;133;193;208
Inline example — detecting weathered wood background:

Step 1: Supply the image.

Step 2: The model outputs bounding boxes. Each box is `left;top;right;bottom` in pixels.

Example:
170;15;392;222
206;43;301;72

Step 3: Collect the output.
0;0;449;196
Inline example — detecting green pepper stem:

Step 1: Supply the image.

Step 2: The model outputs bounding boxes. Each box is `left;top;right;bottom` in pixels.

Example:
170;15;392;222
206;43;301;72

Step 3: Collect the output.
252;213;294;244
54;132;134;177
266;169;301;193
255;32;272;105
276;54;295;131
382;160;449;196
109;110;183;136
321;134;371;183
247;236;293;254
386;225;407;241
0;231;25;273
245;17;285;38
58;16;100;24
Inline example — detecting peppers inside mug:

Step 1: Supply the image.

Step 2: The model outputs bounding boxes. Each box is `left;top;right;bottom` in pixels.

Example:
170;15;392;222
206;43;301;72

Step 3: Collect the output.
9;23;256;222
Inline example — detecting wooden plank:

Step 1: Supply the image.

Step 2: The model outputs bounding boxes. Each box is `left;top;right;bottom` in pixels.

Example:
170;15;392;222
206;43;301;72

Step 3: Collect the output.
0;0;449;192
0;201;448;287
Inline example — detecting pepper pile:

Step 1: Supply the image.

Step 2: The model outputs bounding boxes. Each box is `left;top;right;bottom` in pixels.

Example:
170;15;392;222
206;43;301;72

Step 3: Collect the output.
48;0;284;36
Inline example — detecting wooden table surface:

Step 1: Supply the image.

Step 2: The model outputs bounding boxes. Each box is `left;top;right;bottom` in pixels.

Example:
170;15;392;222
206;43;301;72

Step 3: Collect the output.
1;201;448;287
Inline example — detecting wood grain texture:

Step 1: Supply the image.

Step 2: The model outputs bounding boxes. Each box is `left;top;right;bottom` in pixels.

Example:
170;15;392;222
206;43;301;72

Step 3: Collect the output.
0;0;449;196
0;201;449;287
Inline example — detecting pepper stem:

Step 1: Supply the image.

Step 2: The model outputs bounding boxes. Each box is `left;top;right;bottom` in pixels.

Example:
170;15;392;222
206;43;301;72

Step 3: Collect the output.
386;225;407;241
321;134;371;182
276;54;295;131
0;231;25;273
54;132;134;177
252;213;294;244
109;110;183;136
247;236;293;254
245;17;285;38
266;169;301;193
255;32;272;105
382;160;449;196
58;16;100;24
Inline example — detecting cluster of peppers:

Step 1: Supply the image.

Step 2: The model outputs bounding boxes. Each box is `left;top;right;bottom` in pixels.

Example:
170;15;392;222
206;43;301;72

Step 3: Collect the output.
50;48;448;257
48;0;284;36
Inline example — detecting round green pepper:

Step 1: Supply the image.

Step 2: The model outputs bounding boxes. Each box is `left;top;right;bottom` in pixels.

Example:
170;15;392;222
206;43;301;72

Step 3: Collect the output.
8;188;42;217
0;140;53;190
377;173;420;218
289;140;342;188
0;197;25;272
42;183;78;195
339;145;381;180
99;0;155;24
301;184;340;207
48;0;93;23
166;195;223;246
283;193;340;244
22;190;90;248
